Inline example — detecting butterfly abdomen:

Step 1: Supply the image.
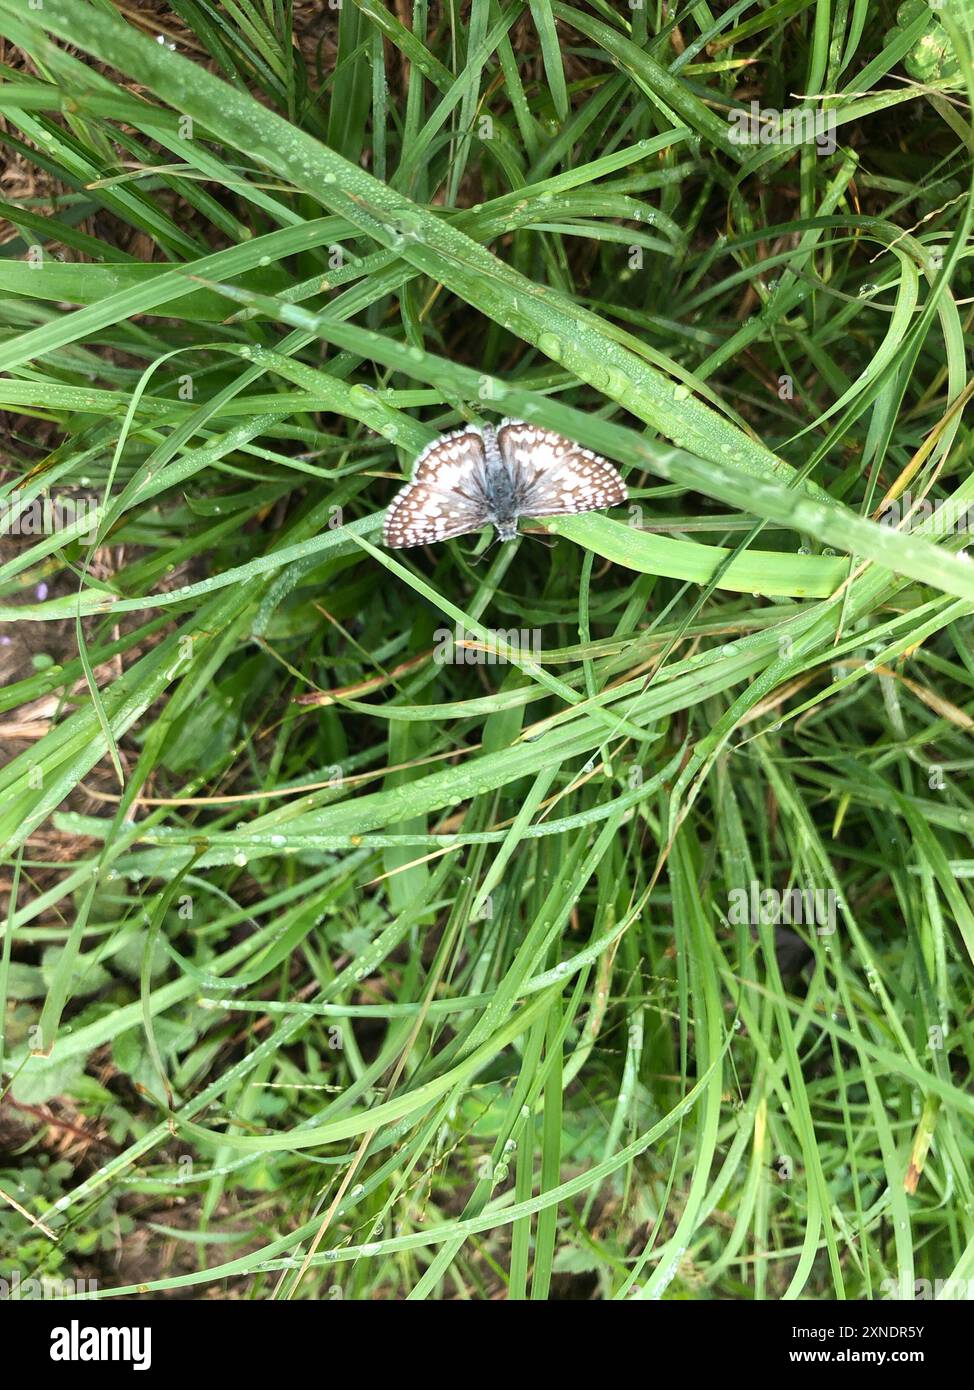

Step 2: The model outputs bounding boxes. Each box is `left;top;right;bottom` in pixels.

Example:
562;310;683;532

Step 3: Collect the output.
480;424;519;536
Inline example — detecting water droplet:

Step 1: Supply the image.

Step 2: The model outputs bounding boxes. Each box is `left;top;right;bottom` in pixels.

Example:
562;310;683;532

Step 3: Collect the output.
606;369;630;396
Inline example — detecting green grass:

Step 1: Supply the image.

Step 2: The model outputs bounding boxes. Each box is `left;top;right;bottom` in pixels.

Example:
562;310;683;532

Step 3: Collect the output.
1;0;973;1301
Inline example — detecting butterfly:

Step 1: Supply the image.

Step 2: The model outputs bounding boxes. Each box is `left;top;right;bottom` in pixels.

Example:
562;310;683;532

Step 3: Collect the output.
383;419;628;548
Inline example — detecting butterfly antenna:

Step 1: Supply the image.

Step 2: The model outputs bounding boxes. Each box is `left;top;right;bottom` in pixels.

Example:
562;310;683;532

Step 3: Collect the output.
524;526;557;549
465;533;497;565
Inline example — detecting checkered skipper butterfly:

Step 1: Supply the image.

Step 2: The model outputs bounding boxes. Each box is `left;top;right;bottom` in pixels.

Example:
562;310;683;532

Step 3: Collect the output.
383;419;628;548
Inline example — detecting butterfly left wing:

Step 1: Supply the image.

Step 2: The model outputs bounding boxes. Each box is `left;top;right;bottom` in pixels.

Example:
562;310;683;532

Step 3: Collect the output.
383;427;490;548
383;482;493;547
496;420;627;518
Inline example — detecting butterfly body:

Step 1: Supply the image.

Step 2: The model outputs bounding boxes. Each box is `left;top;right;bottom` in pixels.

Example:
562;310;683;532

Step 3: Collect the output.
479;424;519;541
383;419;627;549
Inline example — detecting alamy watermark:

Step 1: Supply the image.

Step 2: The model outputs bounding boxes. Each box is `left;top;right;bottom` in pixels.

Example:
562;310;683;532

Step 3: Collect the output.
880;1277;974;1301
50;1319;151;1371
728;101;837;156
433;623;542;666
877;491;974;536
727;879;838;935
1;490;98;539
1;1268;98;1299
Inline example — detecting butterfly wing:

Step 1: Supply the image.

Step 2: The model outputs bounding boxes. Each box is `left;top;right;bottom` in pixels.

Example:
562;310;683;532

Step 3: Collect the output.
496;420;627;519
383;428;491;548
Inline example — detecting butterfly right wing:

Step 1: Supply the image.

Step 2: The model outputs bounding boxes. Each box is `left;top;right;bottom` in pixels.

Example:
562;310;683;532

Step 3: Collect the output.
496;420;627;518
383;428;490;548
